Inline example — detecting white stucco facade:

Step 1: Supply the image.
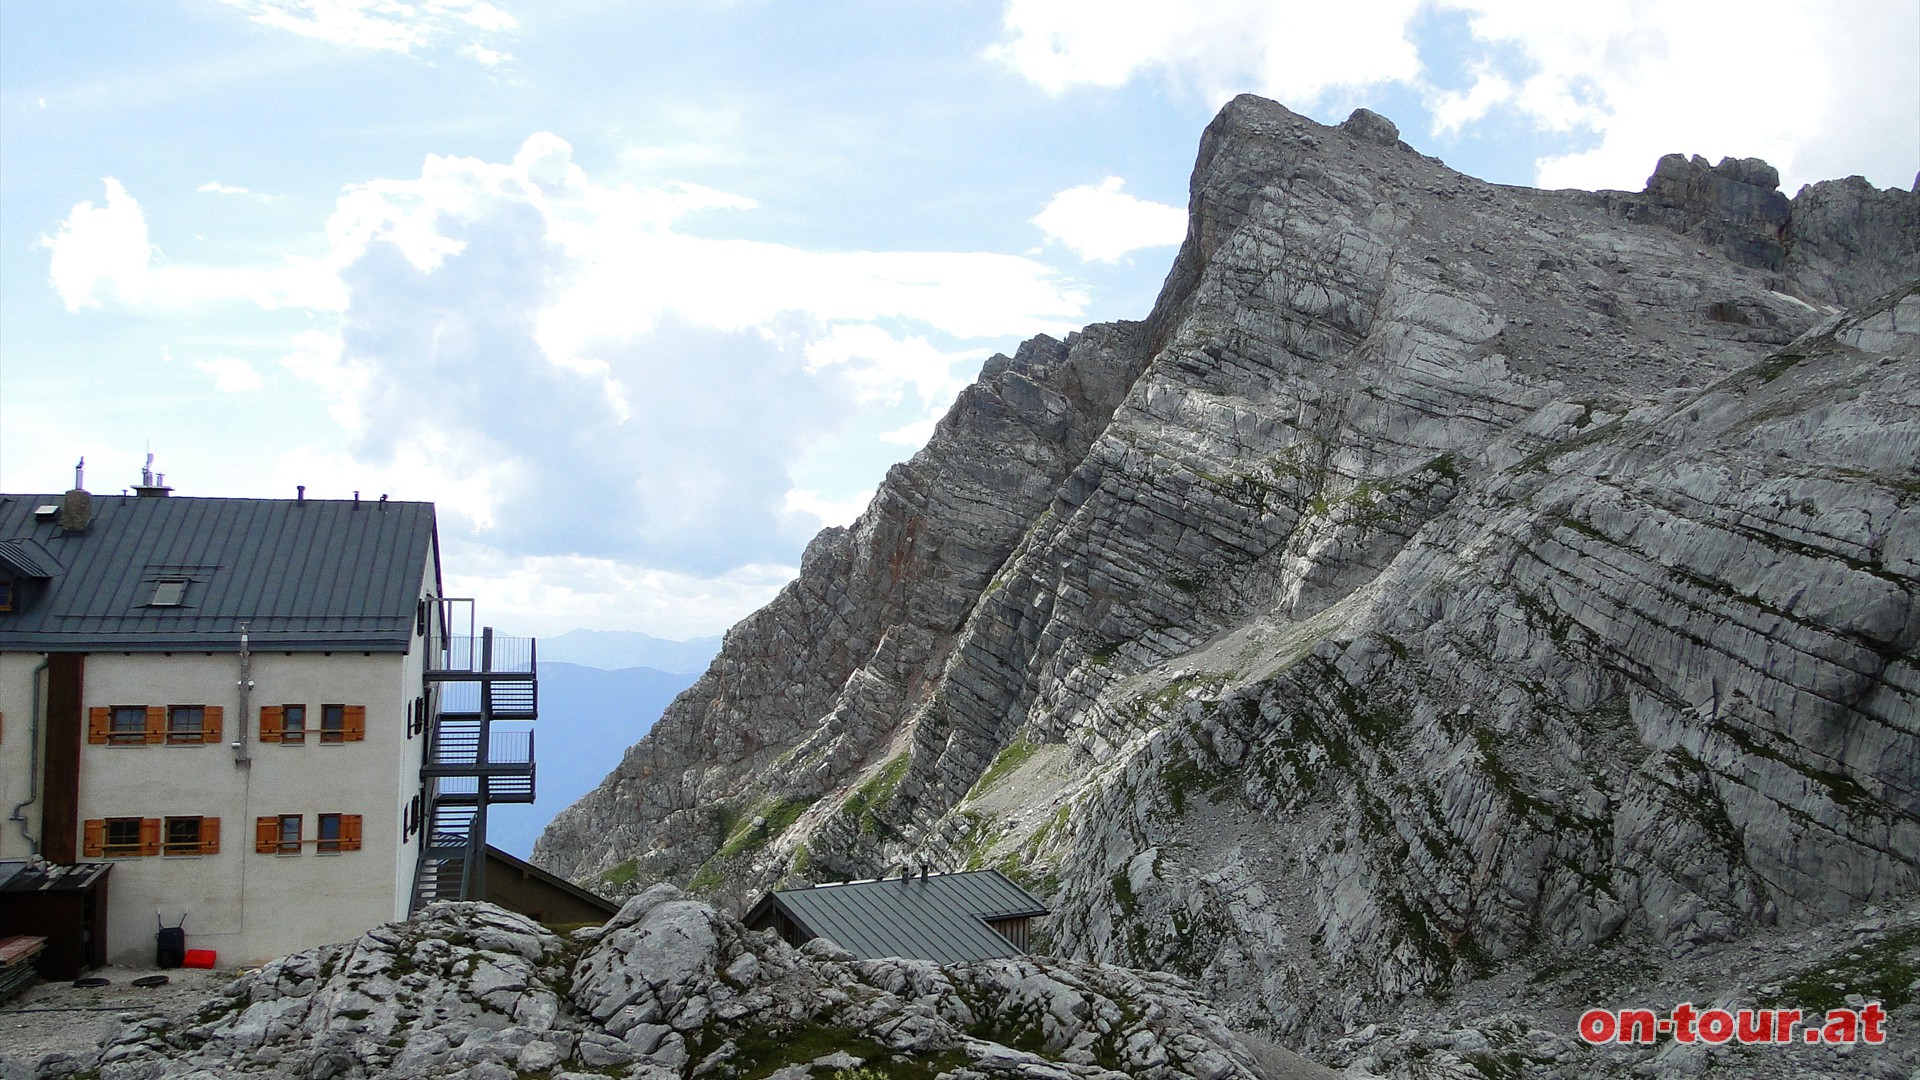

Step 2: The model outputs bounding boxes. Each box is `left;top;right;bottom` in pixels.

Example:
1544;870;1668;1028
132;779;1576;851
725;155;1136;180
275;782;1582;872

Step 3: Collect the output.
74;649;425;964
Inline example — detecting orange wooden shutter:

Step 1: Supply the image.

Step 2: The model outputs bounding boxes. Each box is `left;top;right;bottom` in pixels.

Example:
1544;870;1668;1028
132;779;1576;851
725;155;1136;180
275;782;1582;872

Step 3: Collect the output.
139;818;162;857
203;706;223;743
200;817;221;855
145;706;166;744
255;817;278;853
259;706;283;742
83;819;105;857
340;814;363;852
343;705;366;742
88;707;110;744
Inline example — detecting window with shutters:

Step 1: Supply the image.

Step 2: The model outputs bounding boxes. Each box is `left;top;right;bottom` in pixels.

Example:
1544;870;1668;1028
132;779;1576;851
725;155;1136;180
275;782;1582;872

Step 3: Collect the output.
83;816;159;857
318;704;365;743
104;817;143;856
84;817;206;857
276;814;301;854
167;705;209;744
318;813;343;853
255;813;359;854
162;816;220;856
91;704;221;746
108;705;147;745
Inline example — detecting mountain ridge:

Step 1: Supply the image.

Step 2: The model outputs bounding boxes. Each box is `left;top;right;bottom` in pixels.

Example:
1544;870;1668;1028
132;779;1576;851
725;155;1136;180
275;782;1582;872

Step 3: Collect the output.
536;95;1918;1072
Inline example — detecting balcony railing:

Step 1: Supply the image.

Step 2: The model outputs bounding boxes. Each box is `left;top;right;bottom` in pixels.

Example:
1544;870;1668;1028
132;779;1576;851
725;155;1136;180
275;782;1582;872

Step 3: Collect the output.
423;727;534;776
431;771;534;804
431;633;537;676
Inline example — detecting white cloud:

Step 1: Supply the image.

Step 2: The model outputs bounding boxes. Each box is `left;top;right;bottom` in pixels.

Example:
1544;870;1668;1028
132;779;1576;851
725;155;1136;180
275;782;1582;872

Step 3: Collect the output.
439;545;798;640
1033;176;1187;262
988;0;1425;103
193;356;266;393
802;323;981;410
783;488;873;531
213;0;516;61
1427;61;1513;136
198;181;283;201
1436;0;1839;191
459;42;512;67
38;178;151;310
251;134;1084;576
42;133;1091;615
39;179;343;311
988;0;1918;193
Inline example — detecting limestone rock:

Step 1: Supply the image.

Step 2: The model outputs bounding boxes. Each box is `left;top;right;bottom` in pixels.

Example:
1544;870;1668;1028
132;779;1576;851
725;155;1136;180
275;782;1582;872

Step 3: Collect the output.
65;900;1277;1080
532;94;1918;1074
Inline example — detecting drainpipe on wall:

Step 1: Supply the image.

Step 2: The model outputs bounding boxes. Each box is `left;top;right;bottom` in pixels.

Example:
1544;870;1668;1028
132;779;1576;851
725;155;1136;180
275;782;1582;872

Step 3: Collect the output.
233;625;253;766
8;656;52;852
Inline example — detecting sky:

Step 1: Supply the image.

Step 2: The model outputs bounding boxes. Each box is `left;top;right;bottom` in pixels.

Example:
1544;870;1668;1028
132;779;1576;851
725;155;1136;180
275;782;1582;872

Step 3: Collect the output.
3;0;1915;641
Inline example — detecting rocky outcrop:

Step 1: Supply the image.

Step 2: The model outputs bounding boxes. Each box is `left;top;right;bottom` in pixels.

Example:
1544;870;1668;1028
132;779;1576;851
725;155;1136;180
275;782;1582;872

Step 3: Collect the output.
35;893;1283;1080
537;95;1919;1072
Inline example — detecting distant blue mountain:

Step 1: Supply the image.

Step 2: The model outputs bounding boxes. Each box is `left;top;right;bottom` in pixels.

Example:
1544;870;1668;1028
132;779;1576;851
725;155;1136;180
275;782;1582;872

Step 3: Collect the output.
539;629;723;674
485;660;701;858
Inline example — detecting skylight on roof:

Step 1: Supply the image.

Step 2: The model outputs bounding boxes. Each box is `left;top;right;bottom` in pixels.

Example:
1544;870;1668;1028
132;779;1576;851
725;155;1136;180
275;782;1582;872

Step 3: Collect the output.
149;579;189;606
33;505;58;517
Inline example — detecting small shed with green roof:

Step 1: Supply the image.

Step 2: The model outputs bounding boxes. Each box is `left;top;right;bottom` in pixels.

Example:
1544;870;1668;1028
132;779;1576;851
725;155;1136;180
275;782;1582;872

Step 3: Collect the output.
745;869;1048;963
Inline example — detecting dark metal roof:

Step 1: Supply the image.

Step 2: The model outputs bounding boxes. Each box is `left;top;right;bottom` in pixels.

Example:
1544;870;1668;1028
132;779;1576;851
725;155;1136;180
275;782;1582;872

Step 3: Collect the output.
484;845;621;917
0;493;437;652
0;538;60;578
750;870;1048;964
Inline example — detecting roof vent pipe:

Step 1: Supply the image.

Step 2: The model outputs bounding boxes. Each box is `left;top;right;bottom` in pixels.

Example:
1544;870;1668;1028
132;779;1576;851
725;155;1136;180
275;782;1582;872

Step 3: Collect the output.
297;485;306;504
133;452;173;497
379;493;388;511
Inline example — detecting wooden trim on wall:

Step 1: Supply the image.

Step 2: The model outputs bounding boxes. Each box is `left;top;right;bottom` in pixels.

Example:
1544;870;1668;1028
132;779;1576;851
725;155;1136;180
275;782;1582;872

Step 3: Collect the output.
43;653;85;864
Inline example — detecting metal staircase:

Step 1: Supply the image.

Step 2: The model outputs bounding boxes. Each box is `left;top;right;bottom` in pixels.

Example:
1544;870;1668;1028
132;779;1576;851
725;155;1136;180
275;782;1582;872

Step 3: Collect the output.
409;606;537;913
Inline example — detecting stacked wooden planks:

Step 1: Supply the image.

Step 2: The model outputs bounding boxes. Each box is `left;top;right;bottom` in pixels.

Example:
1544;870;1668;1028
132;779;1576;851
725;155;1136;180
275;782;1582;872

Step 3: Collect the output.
0;935;45;1003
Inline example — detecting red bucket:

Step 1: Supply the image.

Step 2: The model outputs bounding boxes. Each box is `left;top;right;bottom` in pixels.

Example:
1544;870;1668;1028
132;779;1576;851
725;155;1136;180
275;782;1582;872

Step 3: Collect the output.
183;949;217;969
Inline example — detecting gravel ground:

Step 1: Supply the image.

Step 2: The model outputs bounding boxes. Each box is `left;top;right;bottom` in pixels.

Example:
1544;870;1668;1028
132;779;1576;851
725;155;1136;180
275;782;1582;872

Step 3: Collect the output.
0;964;235;1068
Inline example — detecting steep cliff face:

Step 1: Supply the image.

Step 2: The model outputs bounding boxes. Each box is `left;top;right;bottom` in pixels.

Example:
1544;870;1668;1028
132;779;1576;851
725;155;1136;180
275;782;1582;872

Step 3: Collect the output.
537;96;1918;1051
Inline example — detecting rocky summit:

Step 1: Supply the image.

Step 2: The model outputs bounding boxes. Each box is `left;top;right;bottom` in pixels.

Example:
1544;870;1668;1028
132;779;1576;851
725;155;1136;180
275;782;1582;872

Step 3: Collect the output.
21;893;1306;1080
529;96;1918;1076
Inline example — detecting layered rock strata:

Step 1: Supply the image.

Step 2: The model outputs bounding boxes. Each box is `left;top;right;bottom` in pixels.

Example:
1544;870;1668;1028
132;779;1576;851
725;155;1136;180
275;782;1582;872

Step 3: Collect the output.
536;95;1919;1060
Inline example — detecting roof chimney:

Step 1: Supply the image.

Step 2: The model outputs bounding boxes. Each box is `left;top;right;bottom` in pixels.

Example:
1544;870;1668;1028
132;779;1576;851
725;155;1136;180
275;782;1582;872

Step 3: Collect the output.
132;452;173;498
58;457;93;531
